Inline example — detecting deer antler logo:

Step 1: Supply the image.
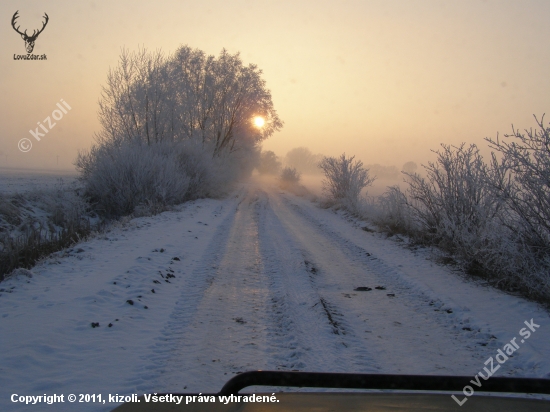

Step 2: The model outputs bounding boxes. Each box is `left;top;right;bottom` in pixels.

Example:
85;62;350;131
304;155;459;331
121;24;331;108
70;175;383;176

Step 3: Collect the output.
11;11;49;54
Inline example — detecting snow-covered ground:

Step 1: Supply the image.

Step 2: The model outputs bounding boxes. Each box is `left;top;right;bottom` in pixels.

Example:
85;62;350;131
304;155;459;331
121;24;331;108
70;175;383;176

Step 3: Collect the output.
0;168;78;195
0;168;89;251
1;180;549;411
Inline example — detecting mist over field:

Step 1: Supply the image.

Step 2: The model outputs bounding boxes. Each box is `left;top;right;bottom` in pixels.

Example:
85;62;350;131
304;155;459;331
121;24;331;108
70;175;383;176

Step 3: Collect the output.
1;0;550;172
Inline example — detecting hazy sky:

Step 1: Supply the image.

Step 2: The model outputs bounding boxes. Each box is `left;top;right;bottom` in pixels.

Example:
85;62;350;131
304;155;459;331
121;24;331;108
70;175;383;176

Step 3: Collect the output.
1;0;549;171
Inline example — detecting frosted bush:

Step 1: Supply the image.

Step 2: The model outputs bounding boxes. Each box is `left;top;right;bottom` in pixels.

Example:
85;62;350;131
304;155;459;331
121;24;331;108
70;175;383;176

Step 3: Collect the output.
76;141;190;216
485;116;550;255
318;154;375;209
393;141;549;301
375;185;414;233
404;144;505;246
75;138;248;216
280;167;301;185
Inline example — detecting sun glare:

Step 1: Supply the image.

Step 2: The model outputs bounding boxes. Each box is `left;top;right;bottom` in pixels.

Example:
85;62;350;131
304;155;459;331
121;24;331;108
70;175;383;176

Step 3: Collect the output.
254;116;265;128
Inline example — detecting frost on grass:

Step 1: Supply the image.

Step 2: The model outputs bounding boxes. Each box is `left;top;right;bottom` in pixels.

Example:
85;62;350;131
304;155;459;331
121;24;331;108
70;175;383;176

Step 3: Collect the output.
361;118;550;303
0;181;95;281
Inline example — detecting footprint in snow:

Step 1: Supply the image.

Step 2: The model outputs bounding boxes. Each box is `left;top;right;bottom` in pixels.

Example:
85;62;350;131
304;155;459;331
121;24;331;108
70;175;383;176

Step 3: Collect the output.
354;287;372;291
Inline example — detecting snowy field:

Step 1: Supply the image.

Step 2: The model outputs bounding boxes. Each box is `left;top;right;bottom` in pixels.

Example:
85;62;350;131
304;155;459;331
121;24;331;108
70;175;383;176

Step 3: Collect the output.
0;168;78;195
1;180;549;411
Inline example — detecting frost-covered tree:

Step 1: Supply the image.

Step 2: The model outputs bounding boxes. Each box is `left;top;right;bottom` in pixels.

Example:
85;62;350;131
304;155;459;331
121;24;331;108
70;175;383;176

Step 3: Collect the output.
402;161;418;174
95;48;169;147
285;147;324;174
258;151;281;175
76;45;282;216
95;46;283;156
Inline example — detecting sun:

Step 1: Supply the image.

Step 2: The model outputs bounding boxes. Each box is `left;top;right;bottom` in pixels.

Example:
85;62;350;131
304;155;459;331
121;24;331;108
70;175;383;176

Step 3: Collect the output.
253;116;265;128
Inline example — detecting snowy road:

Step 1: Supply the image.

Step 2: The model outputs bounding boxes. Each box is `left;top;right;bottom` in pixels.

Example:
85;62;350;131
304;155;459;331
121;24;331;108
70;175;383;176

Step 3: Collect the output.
1;181;549;411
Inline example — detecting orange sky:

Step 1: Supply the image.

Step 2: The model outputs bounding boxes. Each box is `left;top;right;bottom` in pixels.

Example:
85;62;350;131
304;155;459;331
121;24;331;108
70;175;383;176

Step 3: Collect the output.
1;0;549;171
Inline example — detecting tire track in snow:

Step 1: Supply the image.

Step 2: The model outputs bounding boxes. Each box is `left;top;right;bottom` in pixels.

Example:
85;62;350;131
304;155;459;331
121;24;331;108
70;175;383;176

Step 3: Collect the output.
266;190;494;375
294;203;504;359
136;182;525;395
132;188;251;392
257;193;382;373
138;185;384;394
138;186;289;393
